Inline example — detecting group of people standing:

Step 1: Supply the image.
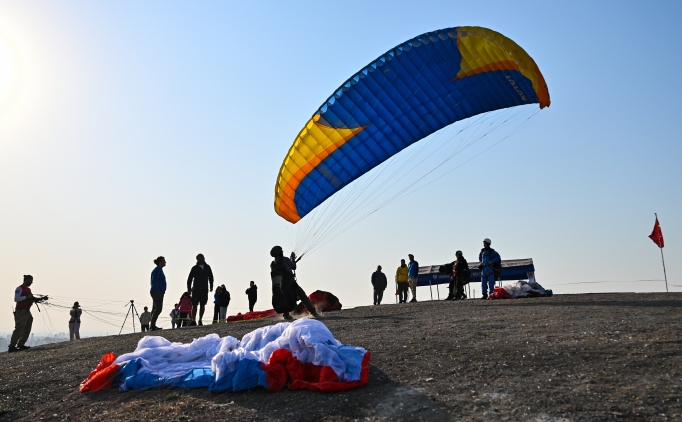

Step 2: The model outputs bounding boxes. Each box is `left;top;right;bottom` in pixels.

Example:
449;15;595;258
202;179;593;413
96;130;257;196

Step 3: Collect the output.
371;254;419;305
370;238;503;305
144;253;258;330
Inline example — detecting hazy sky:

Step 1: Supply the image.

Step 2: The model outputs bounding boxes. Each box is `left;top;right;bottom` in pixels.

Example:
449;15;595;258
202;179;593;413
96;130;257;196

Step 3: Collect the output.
1;1;680;336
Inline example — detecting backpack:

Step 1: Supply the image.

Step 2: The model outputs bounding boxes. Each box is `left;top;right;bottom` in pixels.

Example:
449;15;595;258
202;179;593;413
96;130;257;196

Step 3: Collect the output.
461;265;472;282
438;262;454;276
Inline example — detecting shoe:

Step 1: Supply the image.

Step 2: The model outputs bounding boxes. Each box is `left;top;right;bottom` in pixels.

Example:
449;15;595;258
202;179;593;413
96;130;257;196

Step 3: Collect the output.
198;320;203;326
212;321;217;324
17;345;31;350
283;314;294;321
453;296;461;301
462;294;467;300
150;326;163;331
444;295;453;301
7;346;18;353
410;298;417;303
189;321;197;327
481;294;488;300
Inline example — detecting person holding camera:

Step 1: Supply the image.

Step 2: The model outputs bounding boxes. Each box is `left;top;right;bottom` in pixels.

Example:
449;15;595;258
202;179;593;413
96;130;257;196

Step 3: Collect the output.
9;275;47;352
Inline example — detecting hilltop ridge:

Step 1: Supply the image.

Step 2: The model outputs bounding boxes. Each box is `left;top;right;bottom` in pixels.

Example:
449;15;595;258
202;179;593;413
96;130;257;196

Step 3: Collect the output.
1;293;681;421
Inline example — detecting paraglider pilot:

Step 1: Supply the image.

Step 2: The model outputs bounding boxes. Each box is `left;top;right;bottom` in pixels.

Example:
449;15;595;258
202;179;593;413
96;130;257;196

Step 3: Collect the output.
9;275;47;352
270;246;320;320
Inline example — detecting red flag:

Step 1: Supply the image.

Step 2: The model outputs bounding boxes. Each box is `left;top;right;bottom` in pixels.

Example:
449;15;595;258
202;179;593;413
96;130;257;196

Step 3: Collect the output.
649;217;664;248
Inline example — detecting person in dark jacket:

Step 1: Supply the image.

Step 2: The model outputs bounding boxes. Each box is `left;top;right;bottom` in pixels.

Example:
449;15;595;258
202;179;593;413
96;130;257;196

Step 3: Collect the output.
270;246;319;320
150;256;167;330
371;265;388;305
246;281;257;312
69;302;82;340
218;285;230;322
187;253;214;326
452;251;469;301
212;286;223;324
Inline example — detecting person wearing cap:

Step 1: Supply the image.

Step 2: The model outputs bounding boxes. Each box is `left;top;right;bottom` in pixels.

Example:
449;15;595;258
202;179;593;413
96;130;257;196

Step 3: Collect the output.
395;259;409;303
452;251;470;301
478;238;501;299
69;302;82;341
371;265;387;305
139;306;152;332
407;254;419;302
9;275;47;352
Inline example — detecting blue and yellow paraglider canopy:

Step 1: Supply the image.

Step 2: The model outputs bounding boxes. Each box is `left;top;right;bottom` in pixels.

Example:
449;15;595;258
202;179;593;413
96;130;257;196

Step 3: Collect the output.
275;26;550;224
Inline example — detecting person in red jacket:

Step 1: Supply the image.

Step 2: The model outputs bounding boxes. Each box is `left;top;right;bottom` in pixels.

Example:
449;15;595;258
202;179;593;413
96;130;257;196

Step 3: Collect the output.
9;275;47;352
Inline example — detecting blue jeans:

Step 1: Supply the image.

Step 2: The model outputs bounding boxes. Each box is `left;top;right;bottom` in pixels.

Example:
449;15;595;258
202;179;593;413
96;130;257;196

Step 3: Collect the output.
481;274;495;296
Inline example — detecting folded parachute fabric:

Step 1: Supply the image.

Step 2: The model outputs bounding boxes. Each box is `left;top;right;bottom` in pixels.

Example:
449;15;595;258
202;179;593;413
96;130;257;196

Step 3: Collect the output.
80;319;370;393
225;309;278;322
488;280;553;300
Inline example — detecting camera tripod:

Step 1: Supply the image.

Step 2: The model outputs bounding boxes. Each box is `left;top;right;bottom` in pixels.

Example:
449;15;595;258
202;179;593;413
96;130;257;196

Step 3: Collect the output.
119;300;141;335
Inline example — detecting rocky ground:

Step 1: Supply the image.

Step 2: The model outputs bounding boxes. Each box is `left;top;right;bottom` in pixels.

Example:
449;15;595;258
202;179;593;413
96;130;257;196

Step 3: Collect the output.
1;292;681;421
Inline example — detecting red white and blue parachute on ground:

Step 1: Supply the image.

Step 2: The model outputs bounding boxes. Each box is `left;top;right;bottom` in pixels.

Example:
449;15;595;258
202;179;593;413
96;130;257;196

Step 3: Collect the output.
81;319;370;393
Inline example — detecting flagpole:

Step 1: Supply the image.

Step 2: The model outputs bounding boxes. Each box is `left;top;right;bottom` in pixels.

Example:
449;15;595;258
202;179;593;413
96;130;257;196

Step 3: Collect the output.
655;213;669;293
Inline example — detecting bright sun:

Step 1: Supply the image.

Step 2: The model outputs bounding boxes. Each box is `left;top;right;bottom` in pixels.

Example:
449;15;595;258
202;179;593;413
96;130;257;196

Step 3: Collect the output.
0;36;15;104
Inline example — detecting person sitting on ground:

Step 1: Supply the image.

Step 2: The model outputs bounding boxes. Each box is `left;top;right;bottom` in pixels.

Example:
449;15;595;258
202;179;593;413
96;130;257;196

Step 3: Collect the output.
270;246;320;320
169;304;181;329
245;281;258;313
371;265;387;305
395;259;409;303
186;253;214;326
139;306;151;332
218;284;231;322
9;275;47;352
407;254;419;303
479;238;501;299
178;292;193;327
69;302;82;340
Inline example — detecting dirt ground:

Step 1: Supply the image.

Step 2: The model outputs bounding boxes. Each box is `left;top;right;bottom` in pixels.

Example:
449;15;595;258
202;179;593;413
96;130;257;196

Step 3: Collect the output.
0;292;681;421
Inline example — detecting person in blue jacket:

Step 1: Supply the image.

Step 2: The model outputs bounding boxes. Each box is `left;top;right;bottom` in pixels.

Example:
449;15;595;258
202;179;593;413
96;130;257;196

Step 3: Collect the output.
478;238;501;299
150;256;167;330
407;254;419;303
